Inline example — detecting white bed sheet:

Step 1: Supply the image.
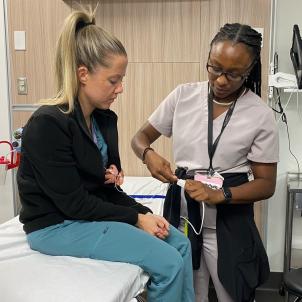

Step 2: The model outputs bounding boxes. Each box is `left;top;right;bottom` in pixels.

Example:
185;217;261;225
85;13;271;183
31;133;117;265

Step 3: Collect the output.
121;176;168;216
0;216;149;302
0;176;167;302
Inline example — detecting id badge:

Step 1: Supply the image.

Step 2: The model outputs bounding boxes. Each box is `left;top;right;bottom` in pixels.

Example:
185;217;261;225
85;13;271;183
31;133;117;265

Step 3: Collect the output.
194;171;224;190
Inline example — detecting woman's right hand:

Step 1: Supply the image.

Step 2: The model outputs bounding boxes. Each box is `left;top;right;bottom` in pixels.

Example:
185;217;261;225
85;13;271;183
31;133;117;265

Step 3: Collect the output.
144;150;177;183
136;213;170;239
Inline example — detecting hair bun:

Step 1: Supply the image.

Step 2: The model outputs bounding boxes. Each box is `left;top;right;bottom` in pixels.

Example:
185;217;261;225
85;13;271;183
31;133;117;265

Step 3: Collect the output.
75;19;95;33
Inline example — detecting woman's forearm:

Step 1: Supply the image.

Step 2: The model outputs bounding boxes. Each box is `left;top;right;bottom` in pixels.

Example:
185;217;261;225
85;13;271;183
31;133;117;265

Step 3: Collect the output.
131;131;151;160
131;122;162;160
229;178;276;204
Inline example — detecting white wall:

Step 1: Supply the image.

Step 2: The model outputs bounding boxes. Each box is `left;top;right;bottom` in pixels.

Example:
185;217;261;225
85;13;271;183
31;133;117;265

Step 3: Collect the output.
0;0;14;223
266;0;302;272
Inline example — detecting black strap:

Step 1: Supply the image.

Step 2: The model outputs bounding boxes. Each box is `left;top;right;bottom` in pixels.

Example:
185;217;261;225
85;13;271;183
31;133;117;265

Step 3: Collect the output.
207;88;237;175
163;167;203;270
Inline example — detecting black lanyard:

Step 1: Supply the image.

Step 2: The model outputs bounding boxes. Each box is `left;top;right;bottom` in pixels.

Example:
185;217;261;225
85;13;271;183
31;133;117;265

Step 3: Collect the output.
207;89;237;175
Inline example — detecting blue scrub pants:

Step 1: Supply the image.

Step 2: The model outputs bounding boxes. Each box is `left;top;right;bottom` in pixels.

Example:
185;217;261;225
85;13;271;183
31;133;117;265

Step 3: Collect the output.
27;220;195;302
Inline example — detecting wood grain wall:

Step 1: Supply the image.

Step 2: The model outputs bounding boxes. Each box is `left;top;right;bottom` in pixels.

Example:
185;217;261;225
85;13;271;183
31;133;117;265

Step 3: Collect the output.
7;0;272;233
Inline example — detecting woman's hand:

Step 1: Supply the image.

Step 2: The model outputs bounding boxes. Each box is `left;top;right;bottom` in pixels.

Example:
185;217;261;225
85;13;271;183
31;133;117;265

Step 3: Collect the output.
136;213;170;239
144;150;177;183
104;164;124;185
131;122;177;183
184;180;225;204
115;169;124;186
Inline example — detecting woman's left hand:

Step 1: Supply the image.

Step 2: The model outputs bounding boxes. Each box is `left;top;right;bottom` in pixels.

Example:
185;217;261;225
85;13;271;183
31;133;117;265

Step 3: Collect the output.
115;169;124;186
104;164;124;185
184;179;225;205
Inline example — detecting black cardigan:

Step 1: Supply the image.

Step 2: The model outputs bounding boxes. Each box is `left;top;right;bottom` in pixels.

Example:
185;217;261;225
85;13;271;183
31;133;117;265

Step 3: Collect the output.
18;102;151;234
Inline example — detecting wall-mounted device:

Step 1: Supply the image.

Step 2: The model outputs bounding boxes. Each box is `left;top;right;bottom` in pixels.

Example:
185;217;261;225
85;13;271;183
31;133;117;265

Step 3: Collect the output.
290;24;302;89
269;72;297;89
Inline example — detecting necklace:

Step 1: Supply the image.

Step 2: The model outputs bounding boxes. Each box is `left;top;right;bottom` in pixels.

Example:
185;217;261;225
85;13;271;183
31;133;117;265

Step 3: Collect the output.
212;99;234;106
212;87;247;107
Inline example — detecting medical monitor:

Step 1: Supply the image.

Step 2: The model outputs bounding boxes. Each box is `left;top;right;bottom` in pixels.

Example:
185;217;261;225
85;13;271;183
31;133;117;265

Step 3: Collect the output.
290;24;302;89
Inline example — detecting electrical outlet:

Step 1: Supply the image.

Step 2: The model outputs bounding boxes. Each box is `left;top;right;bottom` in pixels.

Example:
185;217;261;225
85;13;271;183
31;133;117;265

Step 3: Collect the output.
17;77;28;95
268;61;275;99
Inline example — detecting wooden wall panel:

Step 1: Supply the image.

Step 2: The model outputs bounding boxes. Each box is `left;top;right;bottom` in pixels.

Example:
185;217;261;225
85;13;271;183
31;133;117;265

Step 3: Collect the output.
12;111;34;130
111;63;200;176
7;0;26;104
76;0;201;63
7;0;71;105
200;0;221;80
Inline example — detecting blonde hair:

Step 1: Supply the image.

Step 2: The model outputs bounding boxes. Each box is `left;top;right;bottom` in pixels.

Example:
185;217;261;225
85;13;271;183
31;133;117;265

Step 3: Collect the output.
41;8;127;113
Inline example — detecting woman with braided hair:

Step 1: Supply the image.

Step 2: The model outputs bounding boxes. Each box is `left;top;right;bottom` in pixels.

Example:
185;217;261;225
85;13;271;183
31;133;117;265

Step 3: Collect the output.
132;23;278;302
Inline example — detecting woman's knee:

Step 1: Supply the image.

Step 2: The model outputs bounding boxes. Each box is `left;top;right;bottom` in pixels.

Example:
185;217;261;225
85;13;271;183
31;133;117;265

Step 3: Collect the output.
159;249;184;279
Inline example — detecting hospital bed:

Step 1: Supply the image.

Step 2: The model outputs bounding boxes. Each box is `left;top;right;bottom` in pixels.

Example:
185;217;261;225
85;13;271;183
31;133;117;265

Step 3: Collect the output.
0;177;167;302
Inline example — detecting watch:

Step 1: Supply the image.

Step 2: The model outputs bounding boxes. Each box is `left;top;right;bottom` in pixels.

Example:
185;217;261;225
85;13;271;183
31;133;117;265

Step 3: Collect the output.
222;186;232;204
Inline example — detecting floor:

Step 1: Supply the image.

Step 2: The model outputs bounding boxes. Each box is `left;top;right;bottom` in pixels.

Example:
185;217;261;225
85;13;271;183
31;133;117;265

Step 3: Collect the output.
139;287;298;301
209;288;296;302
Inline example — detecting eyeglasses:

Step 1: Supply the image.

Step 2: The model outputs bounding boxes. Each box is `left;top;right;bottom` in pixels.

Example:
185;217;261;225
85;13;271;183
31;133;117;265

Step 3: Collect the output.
206;63;250;82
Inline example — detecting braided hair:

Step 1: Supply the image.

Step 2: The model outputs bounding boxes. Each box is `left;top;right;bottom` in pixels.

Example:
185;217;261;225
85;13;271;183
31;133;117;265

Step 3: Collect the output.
210;23;262;97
